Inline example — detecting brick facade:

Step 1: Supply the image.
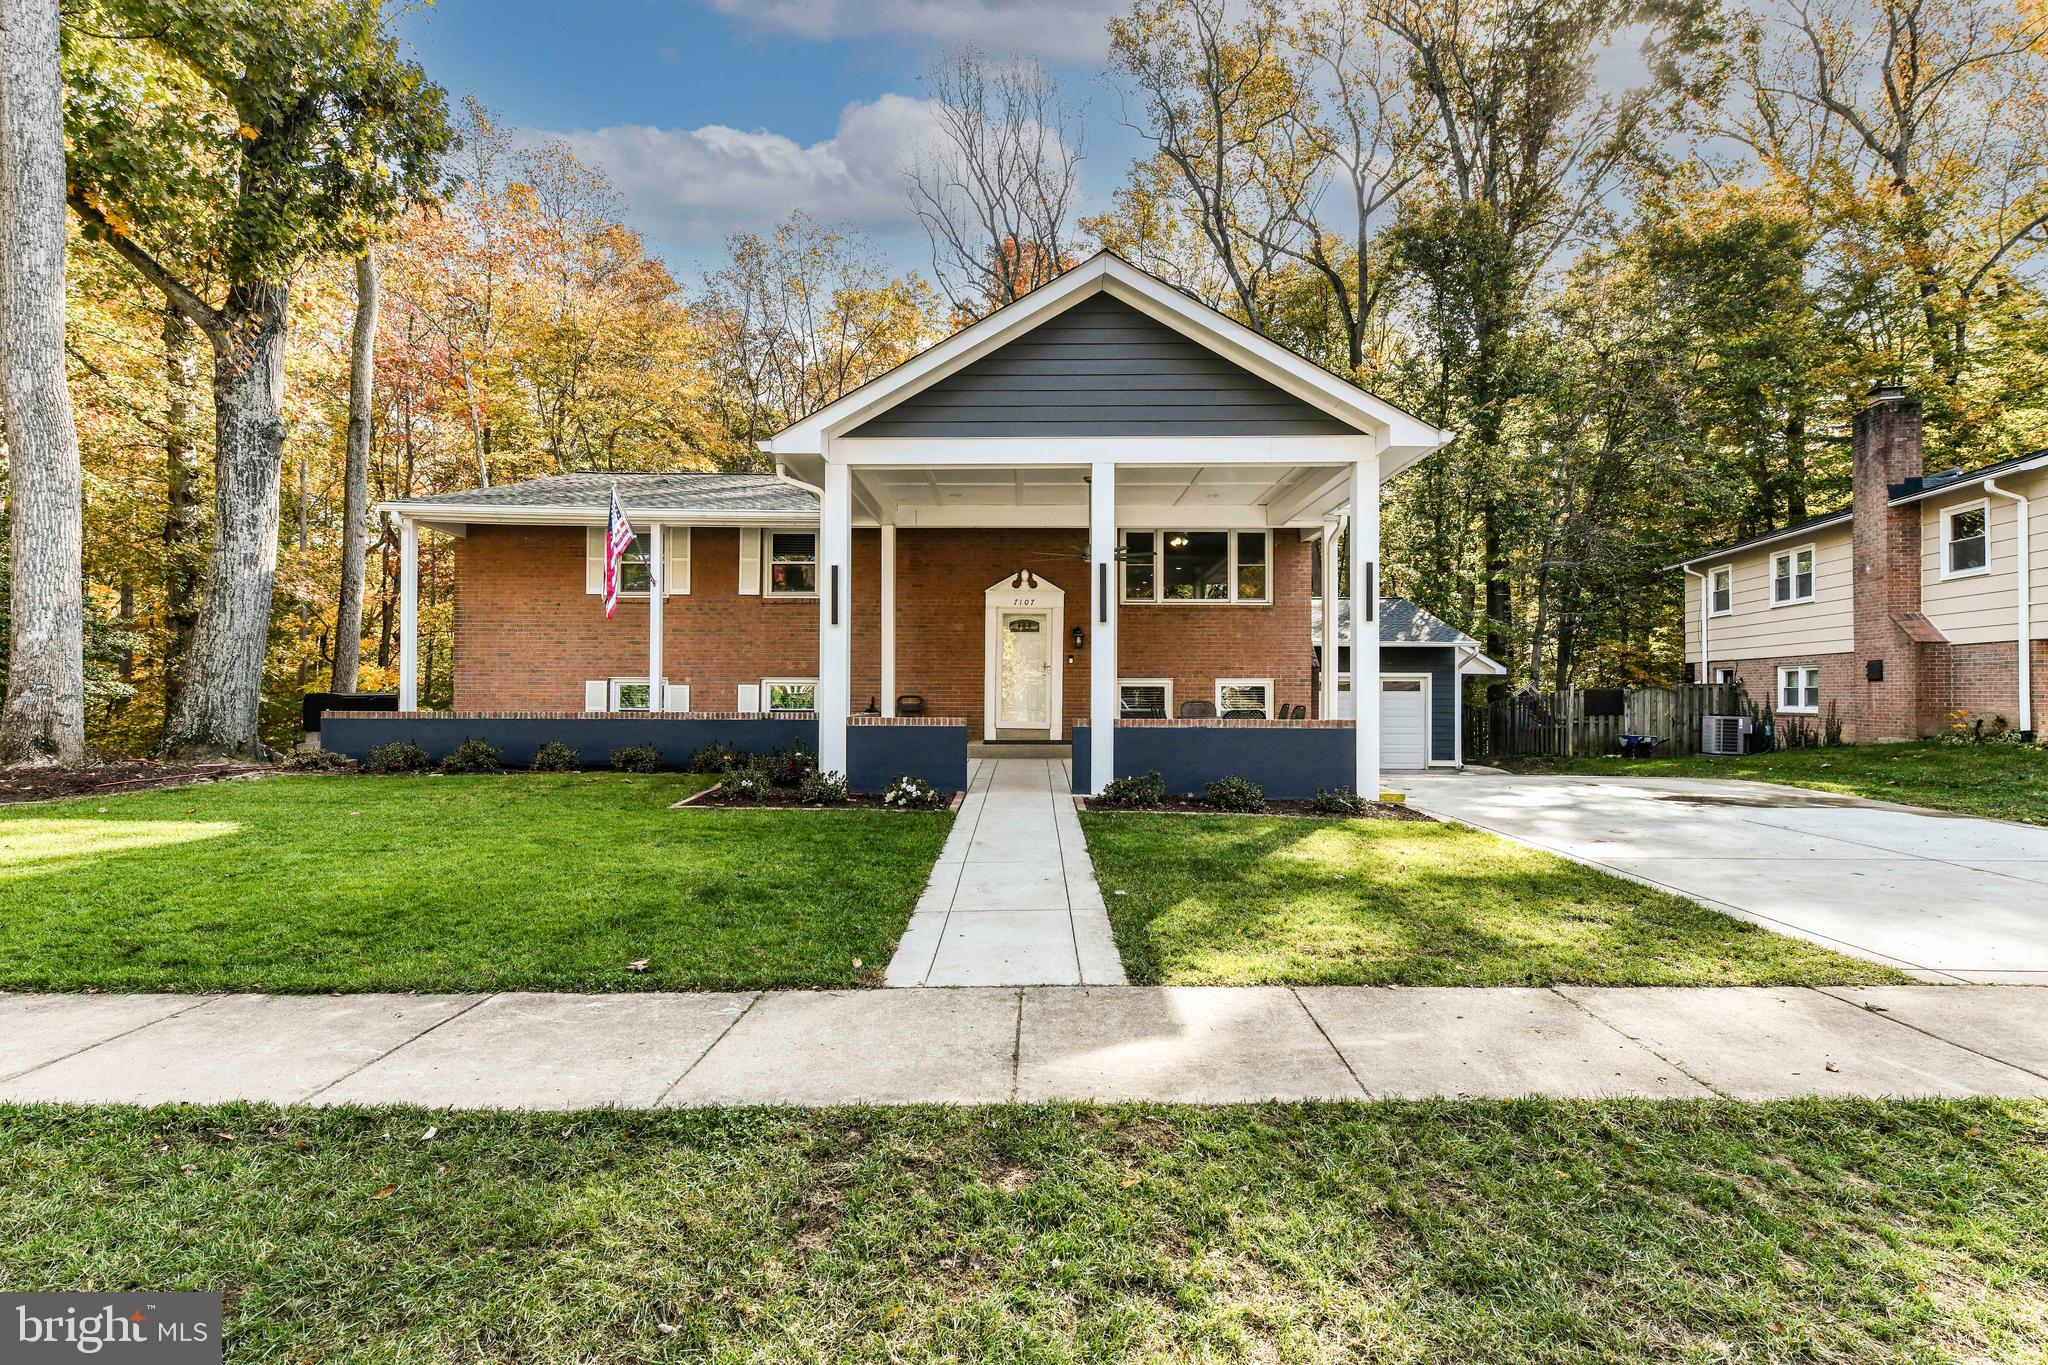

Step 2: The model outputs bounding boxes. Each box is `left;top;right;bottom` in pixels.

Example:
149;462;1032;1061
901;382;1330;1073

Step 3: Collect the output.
454;524;1314;736
1702;652;1854;733
1848;387;1931;740
1940;638;2048;733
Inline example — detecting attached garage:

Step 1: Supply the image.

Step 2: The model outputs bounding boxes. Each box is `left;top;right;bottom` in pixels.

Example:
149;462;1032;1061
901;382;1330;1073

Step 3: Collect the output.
1312;596;1506;769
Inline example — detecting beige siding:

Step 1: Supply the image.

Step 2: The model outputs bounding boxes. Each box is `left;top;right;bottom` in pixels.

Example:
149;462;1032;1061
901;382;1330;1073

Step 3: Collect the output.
1683;525;1854;664
1918;469;2048;645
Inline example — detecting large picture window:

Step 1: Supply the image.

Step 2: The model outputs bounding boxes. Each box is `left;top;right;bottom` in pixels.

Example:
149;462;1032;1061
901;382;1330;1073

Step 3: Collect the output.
1943;501;1989;578
1121;530;1272;604
1771;545;1816;605
768;532;817;596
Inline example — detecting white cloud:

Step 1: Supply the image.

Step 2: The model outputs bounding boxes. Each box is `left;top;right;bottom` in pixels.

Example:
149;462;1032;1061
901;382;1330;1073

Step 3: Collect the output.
551;93;941;256
701;0;1126;64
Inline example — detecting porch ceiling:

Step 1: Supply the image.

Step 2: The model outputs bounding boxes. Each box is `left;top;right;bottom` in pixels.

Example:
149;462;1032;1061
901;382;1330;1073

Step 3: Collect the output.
853;463;1350;529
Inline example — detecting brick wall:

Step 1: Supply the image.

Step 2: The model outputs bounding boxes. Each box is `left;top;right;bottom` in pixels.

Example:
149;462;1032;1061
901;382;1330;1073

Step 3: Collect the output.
1705;652;1854;731
455;524;1313;735
1941;638;2048;733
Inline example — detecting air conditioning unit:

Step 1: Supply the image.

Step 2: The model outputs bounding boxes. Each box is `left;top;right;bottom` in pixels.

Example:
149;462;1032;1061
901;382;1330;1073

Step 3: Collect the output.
1701;713;1751;756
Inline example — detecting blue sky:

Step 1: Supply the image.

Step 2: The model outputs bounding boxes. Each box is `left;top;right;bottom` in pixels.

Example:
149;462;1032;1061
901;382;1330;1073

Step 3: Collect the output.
396;0;1141;282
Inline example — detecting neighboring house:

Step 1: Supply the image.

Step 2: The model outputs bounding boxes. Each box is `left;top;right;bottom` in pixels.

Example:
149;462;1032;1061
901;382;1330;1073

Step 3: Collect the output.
1673;385;2045;742
349;252;1461;795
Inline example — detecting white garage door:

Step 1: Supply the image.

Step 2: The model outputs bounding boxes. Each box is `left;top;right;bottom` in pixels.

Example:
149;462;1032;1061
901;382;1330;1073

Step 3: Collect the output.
1380;677;1430;770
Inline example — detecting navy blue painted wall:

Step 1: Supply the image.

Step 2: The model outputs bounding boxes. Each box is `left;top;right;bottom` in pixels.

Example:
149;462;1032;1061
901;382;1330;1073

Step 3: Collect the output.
1381;645;1459;763
848;725;969;794
324;715;818;771
1070;724;1356;799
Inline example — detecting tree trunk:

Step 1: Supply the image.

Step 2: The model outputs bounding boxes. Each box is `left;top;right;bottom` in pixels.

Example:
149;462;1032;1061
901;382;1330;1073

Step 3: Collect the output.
156;283;290;759
333;250;378;694
0;0;87;766
161;305;203;710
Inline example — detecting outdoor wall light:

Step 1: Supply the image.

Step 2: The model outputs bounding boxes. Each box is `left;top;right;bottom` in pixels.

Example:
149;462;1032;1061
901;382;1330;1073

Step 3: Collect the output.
1072;626;1085;651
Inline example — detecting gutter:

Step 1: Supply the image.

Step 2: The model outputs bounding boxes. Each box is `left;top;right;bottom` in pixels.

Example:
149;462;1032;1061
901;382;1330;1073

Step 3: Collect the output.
1983;476;2035;737
1681;564;1710;685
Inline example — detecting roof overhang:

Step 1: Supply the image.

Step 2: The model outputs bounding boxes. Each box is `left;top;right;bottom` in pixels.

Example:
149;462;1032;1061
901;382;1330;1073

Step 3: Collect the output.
763;253;1452;483
1885;450;2048;506
372;501;819;529
1664;513;1852;571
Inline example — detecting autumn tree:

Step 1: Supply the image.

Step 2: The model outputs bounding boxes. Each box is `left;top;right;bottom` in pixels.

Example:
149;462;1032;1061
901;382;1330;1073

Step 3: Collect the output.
63;0;454;757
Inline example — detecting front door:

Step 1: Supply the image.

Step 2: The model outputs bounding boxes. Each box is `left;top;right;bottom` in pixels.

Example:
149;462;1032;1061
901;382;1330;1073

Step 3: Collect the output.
997;612;1052;731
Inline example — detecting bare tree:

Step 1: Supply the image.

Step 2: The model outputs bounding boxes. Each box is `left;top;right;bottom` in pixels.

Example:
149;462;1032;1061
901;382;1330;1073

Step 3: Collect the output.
332;249;379;695
0;0;87;765
907;47;1084;317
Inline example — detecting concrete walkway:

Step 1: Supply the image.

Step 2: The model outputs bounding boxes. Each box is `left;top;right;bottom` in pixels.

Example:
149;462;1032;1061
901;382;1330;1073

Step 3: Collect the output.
3;986;2044;1109
884;757;1125;987
1406;772;2048;984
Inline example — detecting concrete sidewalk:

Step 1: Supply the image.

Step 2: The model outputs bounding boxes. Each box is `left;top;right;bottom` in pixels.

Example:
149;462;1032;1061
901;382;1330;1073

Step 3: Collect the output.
3;985;2045;1109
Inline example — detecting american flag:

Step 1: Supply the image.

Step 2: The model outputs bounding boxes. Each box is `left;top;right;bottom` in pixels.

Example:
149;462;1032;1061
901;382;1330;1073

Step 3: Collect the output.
602;485;635;618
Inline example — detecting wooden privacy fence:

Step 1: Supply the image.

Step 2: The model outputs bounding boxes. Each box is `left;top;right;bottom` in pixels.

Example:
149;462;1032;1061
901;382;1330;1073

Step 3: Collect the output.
1466;684;1746;760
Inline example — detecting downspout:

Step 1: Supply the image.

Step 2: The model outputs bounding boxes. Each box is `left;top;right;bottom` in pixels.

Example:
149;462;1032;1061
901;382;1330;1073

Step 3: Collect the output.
1983;478;2034;737
1681;565;1709;686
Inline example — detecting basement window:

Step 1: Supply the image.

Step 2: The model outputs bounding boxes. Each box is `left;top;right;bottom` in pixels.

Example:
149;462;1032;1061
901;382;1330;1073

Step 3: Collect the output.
1776;666;1820;714
762;678;817;714
1216;678;1273;718
1118;679;1173;719
1943;501;1989;578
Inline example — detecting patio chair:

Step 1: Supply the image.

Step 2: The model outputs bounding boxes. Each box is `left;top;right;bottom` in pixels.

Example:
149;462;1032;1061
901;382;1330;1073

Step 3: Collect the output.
895;694;925;716
1221;707;1266;720
1178;700;1217;719
1285;703;1307;720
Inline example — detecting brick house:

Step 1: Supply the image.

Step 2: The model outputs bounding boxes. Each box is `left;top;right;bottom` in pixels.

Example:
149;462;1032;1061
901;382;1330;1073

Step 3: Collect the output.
349;253;1487;796
1674;386;2045;742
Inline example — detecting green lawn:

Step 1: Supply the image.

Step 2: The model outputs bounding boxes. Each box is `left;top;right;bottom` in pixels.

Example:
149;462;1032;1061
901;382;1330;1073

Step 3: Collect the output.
1081;814;1900;986
0;774;952;992
1501;740;2048;824
5;1100;2045;1361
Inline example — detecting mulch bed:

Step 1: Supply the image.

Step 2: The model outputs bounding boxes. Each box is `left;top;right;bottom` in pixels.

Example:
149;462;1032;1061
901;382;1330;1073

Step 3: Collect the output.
674;783;965;812
1076;795;1434;821
0;759;274;807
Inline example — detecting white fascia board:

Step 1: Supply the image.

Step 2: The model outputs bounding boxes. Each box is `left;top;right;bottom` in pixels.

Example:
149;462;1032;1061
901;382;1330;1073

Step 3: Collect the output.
1458;651;1508;676
371;502;819;528
764;253;1453;458
832;435;1377;467
1886;452;2048;506
1663;514;1852;571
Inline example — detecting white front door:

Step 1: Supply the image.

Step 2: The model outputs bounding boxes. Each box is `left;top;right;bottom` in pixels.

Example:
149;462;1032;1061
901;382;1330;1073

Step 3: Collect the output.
1380;676;1430;770
997;612;1052;729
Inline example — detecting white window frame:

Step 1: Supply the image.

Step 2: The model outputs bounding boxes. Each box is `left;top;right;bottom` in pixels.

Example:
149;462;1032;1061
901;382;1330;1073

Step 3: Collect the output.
1708;564;1733;617
608;677;657;712
586;528;656;598
1714;668;1736;685
761;677;818;714
1117;677;1174;718
1119;528;1272;605
1770;544;1817;606
1215;677;1275;716
1776;665;1821;714
765;530;819;598
1940;498;1991;580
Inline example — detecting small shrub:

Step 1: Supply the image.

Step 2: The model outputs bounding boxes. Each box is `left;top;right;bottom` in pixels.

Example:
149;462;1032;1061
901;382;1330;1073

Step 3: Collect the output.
1095;771;1165;809
531;740;580;772
797;769;851;805
883;775;947;810
723;765;774;802
439;737;504;774
763;744;818;788
282;748;353;772
1204;775;1266;812
688;742;741;774
610;744;662;773
1308;786;1366;816
364;740;430;774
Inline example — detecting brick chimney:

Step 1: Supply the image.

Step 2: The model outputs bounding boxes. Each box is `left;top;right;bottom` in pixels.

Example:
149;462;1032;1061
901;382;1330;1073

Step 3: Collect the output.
1850;385;1930;739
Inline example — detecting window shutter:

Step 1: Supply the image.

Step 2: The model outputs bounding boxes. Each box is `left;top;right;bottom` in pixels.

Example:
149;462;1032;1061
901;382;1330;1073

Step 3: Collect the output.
585;528;603;594
583;679;607;711
663;683;690;712
738;528;762;595
665;527;691;595
737;683;762;713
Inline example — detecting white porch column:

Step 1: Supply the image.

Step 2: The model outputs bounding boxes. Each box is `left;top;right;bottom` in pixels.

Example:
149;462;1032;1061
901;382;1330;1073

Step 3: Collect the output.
398;515;419;711
1349;459;1381;796
1319;521;1340;719
1088;459;1117;794
646;521;664;711
880;523;897;717
818;456;853;774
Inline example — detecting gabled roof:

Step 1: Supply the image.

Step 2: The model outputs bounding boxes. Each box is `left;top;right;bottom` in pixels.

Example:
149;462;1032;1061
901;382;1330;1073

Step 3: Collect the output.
379;471;816;524
764;251;1452;476
1311;596;1483;648
1666;509;1853;571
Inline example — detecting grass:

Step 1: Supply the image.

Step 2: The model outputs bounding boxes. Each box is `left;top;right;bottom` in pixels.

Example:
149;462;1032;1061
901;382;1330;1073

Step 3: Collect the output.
4;1100;2046;1361
1500;740;2048;825
1081;814;1901;986
0;773;952;993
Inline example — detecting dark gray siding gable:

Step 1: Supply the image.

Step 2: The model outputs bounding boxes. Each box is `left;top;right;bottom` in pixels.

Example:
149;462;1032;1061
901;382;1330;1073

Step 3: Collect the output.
848;294;1357;438
1381;645;1458;762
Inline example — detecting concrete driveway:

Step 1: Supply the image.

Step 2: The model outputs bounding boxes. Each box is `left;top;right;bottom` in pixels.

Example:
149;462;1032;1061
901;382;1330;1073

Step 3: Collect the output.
1404;772;2048;983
